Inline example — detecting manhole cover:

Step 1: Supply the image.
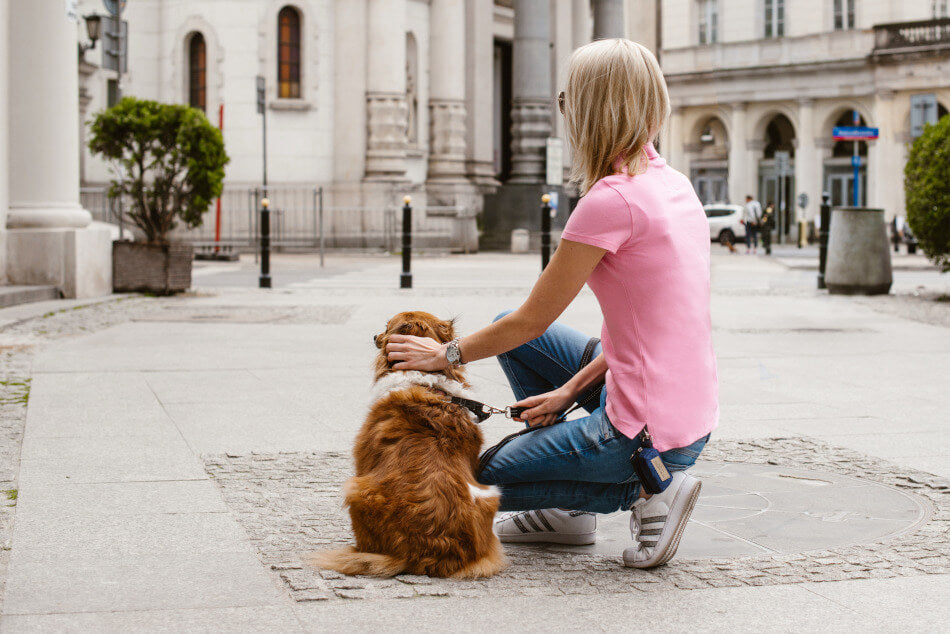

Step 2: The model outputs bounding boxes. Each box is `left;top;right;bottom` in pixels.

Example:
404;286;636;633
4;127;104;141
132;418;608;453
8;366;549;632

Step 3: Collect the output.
204;438;947;601
543;462;930;559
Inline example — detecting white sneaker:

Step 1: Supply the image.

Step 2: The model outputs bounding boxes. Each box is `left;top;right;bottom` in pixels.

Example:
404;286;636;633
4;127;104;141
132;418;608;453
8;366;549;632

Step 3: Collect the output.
623;471;701;568
494;509;596;545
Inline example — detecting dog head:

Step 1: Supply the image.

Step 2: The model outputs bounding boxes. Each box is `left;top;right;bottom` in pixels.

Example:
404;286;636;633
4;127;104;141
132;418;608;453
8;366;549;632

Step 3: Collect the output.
373;311;463;382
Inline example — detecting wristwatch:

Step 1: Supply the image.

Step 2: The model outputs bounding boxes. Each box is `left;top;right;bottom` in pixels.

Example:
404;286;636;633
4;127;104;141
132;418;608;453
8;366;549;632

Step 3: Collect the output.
445;338;464;367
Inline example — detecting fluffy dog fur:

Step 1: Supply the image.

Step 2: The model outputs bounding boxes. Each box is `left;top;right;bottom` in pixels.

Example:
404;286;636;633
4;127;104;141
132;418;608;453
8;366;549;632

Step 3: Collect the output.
307;311;507;579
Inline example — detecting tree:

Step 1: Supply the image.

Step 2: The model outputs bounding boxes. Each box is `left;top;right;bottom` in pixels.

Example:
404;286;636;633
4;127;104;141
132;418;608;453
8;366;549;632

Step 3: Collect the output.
904;114;950;272
88;97;229;245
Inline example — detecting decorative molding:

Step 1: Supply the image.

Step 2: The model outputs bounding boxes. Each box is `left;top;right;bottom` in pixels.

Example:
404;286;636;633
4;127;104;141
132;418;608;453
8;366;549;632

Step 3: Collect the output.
269;99;312;112
428;99;467;180
509;99;552;183
365;92;408;179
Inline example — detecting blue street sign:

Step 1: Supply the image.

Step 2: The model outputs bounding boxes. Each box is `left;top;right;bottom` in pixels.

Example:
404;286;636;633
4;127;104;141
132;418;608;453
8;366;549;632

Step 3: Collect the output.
833;126;879;141
851;155;861;168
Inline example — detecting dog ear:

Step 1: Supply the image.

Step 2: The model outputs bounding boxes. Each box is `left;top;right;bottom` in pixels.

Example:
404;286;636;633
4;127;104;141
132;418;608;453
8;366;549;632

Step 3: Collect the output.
435;317;456;343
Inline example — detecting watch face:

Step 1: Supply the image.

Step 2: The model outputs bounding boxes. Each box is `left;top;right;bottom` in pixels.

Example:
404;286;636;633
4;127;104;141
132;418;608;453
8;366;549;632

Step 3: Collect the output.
447;344;459;365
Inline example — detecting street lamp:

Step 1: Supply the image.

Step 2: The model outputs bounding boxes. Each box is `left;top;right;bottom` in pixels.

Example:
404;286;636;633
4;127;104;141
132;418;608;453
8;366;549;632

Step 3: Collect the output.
79;14;102;57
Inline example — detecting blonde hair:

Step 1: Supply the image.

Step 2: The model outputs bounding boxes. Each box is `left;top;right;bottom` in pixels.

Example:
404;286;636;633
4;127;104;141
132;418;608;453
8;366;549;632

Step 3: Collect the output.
564;39;670;194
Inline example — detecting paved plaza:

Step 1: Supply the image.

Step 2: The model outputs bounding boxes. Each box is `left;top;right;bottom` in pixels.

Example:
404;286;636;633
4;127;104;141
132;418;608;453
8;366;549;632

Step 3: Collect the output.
0;250;948;631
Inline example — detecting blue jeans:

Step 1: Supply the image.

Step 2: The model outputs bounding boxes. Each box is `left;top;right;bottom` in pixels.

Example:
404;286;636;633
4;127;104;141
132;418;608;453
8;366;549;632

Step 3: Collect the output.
745;223;759;249
477;312;709;513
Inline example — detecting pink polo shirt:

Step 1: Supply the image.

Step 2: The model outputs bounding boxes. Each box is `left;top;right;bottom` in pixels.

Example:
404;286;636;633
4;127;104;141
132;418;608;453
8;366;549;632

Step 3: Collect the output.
561;143;719;452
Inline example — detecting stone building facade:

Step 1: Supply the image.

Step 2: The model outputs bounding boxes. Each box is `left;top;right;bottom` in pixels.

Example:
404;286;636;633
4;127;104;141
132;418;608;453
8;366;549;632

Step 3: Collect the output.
73;0;656;252
657;0;950;240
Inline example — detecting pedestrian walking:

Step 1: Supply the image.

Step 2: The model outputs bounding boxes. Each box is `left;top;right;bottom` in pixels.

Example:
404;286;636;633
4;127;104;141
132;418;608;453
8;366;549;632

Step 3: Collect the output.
891;215;905;253
385;39;717;570
761;201;775;255
743;195;762;254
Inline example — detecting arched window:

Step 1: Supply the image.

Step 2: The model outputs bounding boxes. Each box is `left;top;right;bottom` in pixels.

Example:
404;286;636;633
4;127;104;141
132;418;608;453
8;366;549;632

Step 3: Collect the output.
188;32;206;111
278;6;301;98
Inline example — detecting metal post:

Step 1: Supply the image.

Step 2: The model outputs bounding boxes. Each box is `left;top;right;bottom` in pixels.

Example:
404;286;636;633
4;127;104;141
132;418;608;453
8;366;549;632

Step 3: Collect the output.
259;197;272;288
400;196;412;288
540;193;552;270
852;109;860;207
318;187;325;268
818;193;831;290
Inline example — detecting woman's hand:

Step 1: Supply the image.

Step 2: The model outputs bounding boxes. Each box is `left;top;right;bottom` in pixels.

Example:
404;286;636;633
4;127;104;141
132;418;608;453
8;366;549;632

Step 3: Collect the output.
512;387;576;428
385;334;448;372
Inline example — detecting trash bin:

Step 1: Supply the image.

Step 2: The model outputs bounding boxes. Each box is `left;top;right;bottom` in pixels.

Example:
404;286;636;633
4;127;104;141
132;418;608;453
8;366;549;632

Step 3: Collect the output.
825;207;892;295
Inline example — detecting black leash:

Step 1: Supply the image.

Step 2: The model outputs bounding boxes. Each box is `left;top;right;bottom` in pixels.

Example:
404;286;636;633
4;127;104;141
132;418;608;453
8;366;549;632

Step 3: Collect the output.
449;337;604;425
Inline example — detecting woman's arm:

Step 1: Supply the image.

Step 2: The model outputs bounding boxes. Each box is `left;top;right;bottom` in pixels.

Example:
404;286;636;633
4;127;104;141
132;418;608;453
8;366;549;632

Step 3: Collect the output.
386;239;606;371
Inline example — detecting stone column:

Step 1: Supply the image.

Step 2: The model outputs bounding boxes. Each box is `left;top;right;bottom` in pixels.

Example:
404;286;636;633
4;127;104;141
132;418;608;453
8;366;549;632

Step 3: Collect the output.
573;0;593;47
5;1;111;297
592;0;625;40
364;0;408;180
428;0;467;182
464;0;496;185
727;103;749;205
795;98;820;222
667;106;685;172
0;0;8;282
509;0;552;184
871;92;901;220
7;4;90;230
0;2;10;284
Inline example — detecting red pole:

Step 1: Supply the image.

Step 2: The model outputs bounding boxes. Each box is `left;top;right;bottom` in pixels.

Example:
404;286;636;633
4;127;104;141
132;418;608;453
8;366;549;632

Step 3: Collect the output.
214;103;224;252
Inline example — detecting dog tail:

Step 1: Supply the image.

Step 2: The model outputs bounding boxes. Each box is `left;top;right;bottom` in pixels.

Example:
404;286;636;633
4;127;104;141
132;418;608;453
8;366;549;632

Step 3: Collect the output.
306;546;407;578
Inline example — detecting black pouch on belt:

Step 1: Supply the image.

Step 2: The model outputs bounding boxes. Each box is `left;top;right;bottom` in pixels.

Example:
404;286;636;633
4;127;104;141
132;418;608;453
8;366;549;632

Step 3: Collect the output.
630;430;672;495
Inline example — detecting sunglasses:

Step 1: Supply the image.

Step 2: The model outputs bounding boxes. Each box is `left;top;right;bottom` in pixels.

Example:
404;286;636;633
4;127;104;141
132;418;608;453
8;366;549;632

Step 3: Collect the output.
557;91;565;115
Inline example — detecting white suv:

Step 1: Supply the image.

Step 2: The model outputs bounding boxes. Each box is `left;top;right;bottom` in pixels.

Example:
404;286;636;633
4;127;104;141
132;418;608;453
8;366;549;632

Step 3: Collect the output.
703;204;747;245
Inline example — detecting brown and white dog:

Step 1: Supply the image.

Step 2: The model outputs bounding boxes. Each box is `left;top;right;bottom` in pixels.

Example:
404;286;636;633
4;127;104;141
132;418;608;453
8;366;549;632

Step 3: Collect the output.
307;311;507;579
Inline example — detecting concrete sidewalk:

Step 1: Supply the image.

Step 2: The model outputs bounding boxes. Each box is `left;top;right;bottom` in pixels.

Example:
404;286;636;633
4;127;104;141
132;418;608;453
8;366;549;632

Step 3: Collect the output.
0;253;948;631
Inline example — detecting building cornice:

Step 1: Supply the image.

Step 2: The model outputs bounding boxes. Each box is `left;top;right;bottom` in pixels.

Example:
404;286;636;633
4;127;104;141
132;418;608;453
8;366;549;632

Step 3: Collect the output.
664;58;870;85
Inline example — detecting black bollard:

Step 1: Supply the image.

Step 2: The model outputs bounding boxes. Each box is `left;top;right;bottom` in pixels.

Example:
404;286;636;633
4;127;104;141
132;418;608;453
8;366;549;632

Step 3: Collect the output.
259;197;272;288
817;193;831;290
540;194;552;271
400;196;412;289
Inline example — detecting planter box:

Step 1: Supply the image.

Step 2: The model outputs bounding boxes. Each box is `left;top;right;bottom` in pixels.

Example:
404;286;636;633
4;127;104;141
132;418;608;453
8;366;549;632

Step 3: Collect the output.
113;241;193;294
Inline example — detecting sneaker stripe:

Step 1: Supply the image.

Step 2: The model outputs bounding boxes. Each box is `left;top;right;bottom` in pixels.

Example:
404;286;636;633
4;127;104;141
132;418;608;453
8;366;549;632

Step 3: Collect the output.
522;512;544;532
639;539;658;546
641;515;667;524
512;515;531;533
534;510;556;532
639;528;662;536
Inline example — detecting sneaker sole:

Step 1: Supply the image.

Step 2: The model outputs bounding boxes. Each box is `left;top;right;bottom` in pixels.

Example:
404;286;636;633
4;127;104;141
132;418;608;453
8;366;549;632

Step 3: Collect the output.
623;478;702;569
498;532;596;546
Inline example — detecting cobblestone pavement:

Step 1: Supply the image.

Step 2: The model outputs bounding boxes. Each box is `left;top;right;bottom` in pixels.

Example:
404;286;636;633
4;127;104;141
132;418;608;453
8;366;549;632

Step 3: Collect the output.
203;438;950;602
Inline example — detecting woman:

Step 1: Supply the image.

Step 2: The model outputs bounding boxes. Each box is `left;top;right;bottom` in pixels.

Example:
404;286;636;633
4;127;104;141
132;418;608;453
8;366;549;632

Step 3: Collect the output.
385;39;718;569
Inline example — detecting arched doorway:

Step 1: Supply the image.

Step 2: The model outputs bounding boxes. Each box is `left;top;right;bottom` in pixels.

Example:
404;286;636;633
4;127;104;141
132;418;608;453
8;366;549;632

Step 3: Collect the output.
758;113;796;242
824;110;871;207
689;116;730;204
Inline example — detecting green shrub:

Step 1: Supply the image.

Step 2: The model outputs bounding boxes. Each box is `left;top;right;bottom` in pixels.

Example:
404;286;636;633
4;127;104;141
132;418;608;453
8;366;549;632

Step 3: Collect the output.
904;114;950;271
88;97;229;245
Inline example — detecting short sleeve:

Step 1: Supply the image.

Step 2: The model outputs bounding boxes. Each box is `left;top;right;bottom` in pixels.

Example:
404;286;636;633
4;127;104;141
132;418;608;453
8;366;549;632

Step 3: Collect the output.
561;182;633;254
